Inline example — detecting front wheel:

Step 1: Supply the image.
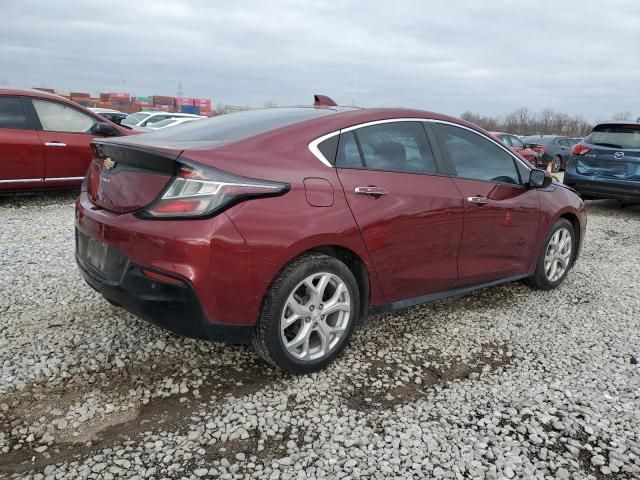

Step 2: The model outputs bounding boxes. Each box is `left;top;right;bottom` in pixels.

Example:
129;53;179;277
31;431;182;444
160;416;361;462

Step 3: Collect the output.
527;218;575;290
253;253;359;374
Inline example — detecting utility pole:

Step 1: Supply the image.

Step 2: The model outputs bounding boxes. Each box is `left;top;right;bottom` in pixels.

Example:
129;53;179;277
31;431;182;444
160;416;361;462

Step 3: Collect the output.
177;80;183;98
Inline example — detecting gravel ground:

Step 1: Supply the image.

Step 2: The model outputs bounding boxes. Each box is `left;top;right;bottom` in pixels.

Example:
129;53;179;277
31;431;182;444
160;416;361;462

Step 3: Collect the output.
0;191;639;480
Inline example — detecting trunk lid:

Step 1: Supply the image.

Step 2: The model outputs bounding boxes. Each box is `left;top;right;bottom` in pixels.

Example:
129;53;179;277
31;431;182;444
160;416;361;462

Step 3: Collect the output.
87;141;182;213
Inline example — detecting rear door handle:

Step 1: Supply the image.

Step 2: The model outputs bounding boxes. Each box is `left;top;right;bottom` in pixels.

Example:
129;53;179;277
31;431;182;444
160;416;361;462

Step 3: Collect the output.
467;196;489;205
45;142;67;147
354;186;388;196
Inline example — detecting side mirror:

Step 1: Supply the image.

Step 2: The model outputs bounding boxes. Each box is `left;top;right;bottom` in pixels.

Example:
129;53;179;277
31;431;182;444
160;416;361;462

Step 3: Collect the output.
529;169;552;188
92;122;120;137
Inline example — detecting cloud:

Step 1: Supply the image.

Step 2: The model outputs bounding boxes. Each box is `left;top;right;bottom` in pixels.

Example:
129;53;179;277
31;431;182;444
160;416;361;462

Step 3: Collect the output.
2;0;639;120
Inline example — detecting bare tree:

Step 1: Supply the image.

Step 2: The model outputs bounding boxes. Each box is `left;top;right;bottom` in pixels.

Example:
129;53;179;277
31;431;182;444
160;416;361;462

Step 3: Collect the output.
611;111;632;121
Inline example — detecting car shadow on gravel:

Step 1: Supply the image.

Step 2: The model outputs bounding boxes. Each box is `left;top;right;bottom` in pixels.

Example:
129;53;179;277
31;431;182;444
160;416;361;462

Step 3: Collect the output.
0;346;281;475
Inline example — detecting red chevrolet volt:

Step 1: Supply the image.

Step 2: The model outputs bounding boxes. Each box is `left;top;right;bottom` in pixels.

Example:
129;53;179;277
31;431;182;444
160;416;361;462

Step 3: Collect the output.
0;89;132;192
75;96;586;373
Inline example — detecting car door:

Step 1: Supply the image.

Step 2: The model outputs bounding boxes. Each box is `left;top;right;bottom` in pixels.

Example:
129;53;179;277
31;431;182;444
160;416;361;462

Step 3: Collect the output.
430;122;541;286
335;121;465;302
29;98;102;184
0;96;45;190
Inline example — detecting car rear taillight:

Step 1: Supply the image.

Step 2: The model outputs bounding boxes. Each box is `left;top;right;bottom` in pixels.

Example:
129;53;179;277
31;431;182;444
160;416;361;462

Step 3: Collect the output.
139;162;289;219
572;144;591;156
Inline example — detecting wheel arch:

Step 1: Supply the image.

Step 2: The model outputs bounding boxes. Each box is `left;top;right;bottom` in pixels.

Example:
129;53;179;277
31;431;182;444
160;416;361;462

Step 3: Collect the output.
559;211;581;262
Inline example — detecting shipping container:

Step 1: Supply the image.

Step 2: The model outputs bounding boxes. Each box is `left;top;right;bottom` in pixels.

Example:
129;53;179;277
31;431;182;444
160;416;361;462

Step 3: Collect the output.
179;105;200;114
133;96;152;102
152;95;175;105
70;92;90;98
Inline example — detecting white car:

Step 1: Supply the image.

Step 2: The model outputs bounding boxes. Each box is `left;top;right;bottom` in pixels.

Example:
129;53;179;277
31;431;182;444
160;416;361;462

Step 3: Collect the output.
121;111;204;129
144;117;203;130
88;108;128;125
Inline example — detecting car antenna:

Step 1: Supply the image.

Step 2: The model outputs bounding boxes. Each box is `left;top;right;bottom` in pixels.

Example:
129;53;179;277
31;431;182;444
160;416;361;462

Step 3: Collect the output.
314;94;338;107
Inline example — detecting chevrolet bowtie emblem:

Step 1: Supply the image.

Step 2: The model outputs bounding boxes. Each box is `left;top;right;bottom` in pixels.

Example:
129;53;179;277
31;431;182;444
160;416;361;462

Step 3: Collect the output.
103;157;116;170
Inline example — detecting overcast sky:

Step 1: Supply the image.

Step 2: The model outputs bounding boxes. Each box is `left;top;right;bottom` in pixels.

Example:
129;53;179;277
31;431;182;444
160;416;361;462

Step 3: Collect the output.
1;0;639;120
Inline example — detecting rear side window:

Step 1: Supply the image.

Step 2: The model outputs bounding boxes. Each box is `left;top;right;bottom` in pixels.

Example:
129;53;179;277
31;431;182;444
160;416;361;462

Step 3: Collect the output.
585;124;640;149
336;132;363;168
144;107;337;142
32;99;95;133
0;97;29;130
317;135;339;164
353;121;437;174
433;123;521;185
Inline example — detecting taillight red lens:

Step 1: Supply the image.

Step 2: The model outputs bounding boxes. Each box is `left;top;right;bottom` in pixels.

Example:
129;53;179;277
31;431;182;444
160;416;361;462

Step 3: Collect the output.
572;144;591;155
140;162;290;219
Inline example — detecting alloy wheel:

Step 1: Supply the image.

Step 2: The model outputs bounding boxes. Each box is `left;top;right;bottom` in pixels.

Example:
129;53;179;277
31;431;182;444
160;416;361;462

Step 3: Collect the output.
280;272;351;361
544;227;572;282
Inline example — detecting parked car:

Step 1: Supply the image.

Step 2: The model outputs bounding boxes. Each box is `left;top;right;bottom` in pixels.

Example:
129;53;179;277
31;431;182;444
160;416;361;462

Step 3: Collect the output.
75;97;586;373
89;108;128;126
143;117;203;131
564;121;640;200
521;135;578;172
122;111;204;130
0;88;133;192
490;131;539;164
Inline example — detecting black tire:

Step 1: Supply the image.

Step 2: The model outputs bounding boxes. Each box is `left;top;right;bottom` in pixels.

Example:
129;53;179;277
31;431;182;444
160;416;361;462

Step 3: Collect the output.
526;218;575;290
551;156;562;173
104;296;122;308
253;253;360;374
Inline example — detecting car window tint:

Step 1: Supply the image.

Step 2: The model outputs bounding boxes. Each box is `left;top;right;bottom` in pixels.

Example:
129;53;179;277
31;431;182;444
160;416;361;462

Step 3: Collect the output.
335;132;363;168
510;136;525;148
32;99;95;133
144;115;169;126
433;123;520;185
353;122;436;174
0;97;29;130
585;124;640;149
497;135;510;146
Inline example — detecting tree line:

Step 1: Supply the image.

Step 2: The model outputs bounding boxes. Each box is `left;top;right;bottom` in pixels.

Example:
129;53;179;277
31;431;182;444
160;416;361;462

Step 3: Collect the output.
460;108;596;137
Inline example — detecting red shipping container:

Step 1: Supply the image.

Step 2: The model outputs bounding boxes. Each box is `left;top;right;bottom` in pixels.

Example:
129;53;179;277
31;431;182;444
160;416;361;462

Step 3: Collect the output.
176;97;195;106
108;92;130;99
194;98;211;107
70;92;90;98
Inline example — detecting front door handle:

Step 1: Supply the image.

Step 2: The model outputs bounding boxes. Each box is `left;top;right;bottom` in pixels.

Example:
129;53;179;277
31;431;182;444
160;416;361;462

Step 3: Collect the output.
354;186;388;196
45;142;67;147
467;196;489;205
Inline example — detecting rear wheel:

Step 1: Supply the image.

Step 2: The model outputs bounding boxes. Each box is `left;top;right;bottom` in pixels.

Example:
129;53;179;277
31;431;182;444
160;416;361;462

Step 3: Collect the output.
551;155;562;173
253;253;359;374
527;218;575;290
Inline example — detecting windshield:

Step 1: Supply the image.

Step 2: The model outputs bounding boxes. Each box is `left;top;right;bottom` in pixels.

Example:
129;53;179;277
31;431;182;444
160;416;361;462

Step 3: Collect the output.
122;112;151;126
585;125;640;149
143;107;337;142
149;118;194;128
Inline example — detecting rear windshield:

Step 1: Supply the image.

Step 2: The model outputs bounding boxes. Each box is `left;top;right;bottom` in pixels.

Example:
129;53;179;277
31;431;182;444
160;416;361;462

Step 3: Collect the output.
585;124;640;149
122;112;151;125
142;107;337;142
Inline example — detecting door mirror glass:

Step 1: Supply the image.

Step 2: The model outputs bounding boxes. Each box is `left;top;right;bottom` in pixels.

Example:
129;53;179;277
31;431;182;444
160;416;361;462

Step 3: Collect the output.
529;169;552;188
91;121;120;137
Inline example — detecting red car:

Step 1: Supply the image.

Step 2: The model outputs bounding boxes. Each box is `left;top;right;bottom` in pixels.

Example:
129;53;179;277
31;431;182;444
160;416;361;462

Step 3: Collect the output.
0;88;132;192
76;97;586;373
491;131;539;165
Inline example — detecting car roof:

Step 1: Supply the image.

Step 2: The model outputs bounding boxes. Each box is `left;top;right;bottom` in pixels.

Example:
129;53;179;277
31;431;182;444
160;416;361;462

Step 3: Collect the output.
0;88;72;101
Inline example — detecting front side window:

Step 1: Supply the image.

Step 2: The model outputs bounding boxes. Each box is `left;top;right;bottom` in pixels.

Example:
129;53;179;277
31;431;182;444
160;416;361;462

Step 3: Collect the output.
32;99;95;133
143;115;170;126
433;123;520;185
0;97;29;130
353;121;437;174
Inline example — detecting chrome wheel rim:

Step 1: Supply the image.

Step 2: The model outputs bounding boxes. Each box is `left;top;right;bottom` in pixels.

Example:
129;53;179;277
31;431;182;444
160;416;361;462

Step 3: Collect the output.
280;272;351;361
553;157;561;172
544;227;572;282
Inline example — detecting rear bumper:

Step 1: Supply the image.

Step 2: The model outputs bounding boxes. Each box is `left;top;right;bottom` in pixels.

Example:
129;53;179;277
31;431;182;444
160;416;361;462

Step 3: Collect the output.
74;192;274;341
564;174;640;200
76;248;252;343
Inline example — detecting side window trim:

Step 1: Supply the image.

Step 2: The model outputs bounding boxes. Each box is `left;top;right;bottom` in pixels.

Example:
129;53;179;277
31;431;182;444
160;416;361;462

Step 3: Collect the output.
307;118;532;175
22;97;42;130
